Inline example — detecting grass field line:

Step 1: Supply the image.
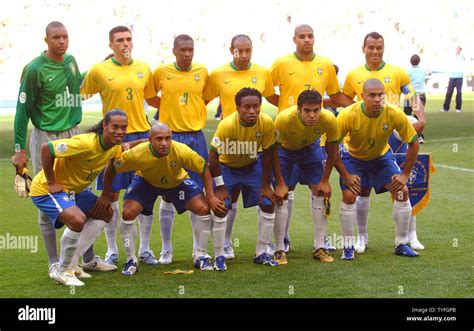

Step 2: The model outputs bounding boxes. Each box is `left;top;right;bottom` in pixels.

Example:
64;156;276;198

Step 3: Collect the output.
424;136;474;143
435;163;474;173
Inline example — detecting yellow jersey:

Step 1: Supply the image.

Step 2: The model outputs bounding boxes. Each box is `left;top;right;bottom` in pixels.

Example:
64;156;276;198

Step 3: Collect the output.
153;62;208;132
337;101;418;161
81;58;156;133
203;62;275;118
275;106;340;150
210;112;275;168
30;133;122;196
342;62;416;105
113;141;205;189
270;53;340;112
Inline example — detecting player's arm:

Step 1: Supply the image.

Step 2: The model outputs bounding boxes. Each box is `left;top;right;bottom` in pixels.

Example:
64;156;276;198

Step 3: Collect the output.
260;146;275;204
92;158;116;216
208;149;230;204
272;143;288;205
391;138;420;192
121;139;147;151
318;141;339;198
41;143;63;194
327;92;354;108
265;94;279;107
146;96;161;109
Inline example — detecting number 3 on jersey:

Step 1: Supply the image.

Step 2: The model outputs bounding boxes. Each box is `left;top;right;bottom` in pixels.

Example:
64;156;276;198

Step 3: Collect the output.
126;87;133;100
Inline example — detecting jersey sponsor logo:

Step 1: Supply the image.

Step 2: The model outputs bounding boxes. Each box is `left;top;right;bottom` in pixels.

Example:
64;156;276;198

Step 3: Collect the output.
48;76;56;81
382;122;389;131
194;75;200;81
357;80;364;84
288;72;296;76
108;77;116;81
251;76;257;84
317;68;323;75
19;92;27;104
224;80;232;84
170;160;177;167
55;142;68;154
166;76;175;80
384;76;391;83
255;131;262;138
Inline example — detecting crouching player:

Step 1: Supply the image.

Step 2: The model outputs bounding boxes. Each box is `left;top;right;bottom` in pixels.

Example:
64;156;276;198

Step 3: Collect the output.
337;78;420;260
29;110;131;286
209;88;285;267
98;122;228;275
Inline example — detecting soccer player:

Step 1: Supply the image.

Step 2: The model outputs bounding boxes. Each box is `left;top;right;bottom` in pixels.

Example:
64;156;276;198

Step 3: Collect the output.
12;21;83;278
337;79;420;260
152;34;209;264
99;123;228;275
81;26;160;266
209;88;284;267
272;90;359;264
269;24;353;252
29;110;130;286
203;34;278;260
341;31;425;253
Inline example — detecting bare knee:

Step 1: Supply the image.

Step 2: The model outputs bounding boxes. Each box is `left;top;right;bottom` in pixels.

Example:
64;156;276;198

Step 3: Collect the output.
192;203;210;216
342;190;357;204
68;214;87;232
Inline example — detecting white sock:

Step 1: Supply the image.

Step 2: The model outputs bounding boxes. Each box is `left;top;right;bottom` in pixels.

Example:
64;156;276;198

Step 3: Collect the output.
189;212;197;253
339;202;356;248
59;228;81;272
159;200;174;253
194;214;212;258
393;200;412;246
224;203;238;247
256;208;275;256
138;213;154;256
312;196;327;250
356;196;370;244
120;219;138;261
274;200;288;251
212;215;227;258
105;201;119;256
408;216;417;241
39;211;59;265
285;191;294;240
71;219;107;266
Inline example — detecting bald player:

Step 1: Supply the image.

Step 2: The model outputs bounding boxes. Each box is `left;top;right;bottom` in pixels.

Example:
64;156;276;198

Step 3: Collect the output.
342;31;425;253
269;24;353;252
101;123;229;275
337;78;420;260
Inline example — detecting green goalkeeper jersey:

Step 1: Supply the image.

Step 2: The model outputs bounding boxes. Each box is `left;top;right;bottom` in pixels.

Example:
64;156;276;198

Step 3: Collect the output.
14;52;82;150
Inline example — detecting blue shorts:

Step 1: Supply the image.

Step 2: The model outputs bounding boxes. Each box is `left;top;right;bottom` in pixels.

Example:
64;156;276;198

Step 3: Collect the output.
96;131;150;192
172;130;208;189
279;144;324;187
339;147;401;194
124;176;203;215
221;155;272;208
31;190;98;229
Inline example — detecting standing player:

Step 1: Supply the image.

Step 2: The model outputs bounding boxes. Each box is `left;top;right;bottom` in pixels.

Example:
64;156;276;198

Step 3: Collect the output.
99;123;228;275
269;24;353;252
272;90;359;264
12;21;83;278
209;88;283;267
203;34;278;260
152;34;209;264
81;26;160;266
337;79;420;260
342;31;425;253
29;110;129;286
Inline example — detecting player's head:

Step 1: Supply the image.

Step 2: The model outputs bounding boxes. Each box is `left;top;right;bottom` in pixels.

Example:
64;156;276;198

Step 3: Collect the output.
297;90;322;126
149;122;172;156
235;88;262;125
293;24;314;55
410;54;420;66
173;34;194;70
230;34;252;70
361;78;385;116
44;21;68;57
109;26;133;60
363;32;384;67
88;109;128;146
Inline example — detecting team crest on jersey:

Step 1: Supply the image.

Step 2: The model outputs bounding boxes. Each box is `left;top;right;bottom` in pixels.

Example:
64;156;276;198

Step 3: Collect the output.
382;122;389;131
255;131;262;138
69;63;76;76
317;68;323;75
194;75;200;81
19;92;26;104
213;137;222;147
314;128;321;135
251;76;257;84
384;76;391;83
55;142;68;154
170;160;177;167
137;72;143;79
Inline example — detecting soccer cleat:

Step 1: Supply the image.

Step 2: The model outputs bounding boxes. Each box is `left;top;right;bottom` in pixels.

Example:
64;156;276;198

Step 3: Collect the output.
313;248;334;263
254;253;279;267
266;241;276;256
158;250;173;265
74;264;92;279
214;256;227;271
81;255;117;272
194;256;213;271
284;238;291;253
418;136;425;144
324;236;336;252
440;109;449;112
355;236;367;254
104;252;118;266
51;268;84;286
341;247;355;260
224;244;235;260
122;259;138;276
273;250;288;265
48;262;59;279
139;250;160;265
455;109;461;112
395;244;420;257
409;238;425;251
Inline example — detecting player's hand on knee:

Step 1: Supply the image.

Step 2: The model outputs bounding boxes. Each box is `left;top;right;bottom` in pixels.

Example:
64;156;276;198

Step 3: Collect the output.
91;194;112;220
390;174;408;192
273;183;288;206
47;182;64;194
208;195;227;217
344;174;361;195
214;185;230;202
260;186;276;205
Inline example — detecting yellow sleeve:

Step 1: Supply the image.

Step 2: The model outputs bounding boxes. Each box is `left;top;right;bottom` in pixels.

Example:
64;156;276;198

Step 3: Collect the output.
399;68;416;98
394;110;418;144
324;112;341;143
261;116;275;150
342;74;356;99
144;65;157;99
337;109;350;139
80;65;100;99
326;64;340;96
48;136;90;159
203;72;218;102
270;60;281;87
210;122;226;154
262;69;275;97
113;147;136;173
178;145;206;174
274;115;284;144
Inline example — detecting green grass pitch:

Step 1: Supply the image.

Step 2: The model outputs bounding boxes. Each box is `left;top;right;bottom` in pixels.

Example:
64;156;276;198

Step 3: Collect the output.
0;94;472;298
